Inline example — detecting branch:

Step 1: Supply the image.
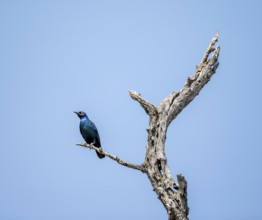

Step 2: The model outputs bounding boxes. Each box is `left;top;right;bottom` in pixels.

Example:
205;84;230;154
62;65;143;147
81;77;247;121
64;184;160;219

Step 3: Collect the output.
76;143;146;173
159;33;220;126
200;32;219;65
129;90;158;117
76;33;220;220
177;174;189;216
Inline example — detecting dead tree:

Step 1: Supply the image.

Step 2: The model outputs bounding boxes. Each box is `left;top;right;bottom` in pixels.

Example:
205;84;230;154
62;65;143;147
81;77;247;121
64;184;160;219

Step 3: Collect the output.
77;33;220;220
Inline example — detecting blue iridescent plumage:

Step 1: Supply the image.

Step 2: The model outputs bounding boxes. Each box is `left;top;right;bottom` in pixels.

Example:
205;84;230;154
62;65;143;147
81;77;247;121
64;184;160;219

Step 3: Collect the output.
74;111;105;159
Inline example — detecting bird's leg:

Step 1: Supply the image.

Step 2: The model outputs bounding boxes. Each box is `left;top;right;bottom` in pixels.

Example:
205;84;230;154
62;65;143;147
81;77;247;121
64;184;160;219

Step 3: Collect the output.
82;141;92;150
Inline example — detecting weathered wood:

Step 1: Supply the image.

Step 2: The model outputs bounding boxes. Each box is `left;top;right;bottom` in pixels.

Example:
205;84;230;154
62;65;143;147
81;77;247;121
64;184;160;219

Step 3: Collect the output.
77;143;146;172
78;33;220;220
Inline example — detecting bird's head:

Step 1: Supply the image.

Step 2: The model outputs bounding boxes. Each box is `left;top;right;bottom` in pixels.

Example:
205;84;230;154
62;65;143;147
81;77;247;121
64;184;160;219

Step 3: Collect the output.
74;111;88;119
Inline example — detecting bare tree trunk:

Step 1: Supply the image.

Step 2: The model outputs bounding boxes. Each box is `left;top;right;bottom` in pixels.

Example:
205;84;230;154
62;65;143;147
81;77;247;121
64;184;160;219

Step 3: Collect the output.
144;110;189;220
77;33;220;220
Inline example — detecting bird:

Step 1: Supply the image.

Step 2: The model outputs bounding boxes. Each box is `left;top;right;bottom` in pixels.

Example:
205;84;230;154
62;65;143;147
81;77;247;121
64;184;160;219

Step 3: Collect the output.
74;111;105;159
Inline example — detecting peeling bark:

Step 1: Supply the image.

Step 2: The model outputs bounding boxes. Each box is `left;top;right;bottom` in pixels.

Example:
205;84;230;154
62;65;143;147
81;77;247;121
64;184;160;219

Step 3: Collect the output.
77;33;220;220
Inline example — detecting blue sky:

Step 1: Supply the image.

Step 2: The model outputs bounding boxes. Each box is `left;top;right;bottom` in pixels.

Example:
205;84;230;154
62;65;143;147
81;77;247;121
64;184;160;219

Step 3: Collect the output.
0;1;261;219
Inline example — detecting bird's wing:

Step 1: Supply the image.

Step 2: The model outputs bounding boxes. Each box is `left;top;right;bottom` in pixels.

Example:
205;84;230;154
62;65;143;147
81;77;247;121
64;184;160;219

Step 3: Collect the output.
90;121;101;147
90;121;98;131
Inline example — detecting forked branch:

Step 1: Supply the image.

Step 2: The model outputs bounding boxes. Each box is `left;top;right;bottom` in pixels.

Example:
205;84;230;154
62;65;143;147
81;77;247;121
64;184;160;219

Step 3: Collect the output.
160;33;220;126
77;33;220;220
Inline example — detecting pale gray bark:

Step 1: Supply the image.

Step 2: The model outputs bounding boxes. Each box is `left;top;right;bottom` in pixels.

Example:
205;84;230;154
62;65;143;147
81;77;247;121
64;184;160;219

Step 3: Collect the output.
77;33;220;220
76;143;146;172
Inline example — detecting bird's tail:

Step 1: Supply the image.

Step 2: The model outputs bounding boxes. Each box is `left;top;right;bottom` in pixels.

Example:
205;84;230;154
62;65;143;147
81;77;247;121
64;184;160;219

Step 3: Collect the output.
96;150;105;159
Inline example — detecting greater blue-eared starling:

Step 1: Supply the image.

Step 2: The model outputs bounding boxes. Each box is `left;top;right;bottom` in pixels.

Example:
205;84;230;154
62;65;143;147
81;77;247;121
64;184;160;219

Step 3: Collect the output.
74;111;105;159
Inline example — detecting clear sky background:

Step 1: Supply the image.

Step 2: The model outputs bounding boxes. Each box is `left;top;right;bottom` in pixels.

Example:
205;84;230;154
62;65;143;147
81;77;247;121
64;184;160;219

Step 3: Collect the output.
0;1;261;220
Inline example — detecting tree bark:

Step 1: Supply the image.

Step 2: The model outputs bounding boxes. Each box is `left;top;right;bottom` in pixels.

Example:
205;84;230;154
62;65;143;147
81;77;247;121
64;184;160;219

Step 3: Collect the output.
77;33;220;220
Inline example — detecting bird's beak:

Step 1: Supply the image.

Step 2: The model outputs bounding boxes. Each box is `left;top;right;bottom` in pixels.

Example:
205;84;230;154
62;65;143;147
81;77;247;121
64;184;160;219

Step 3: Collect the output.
74;111;79;115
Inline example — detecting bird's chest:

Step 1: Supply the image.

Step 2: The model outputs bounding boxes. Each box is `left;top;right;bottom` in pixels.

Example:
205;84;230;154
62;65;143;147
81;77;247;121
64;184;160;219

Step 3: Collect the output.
80;123;96;141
